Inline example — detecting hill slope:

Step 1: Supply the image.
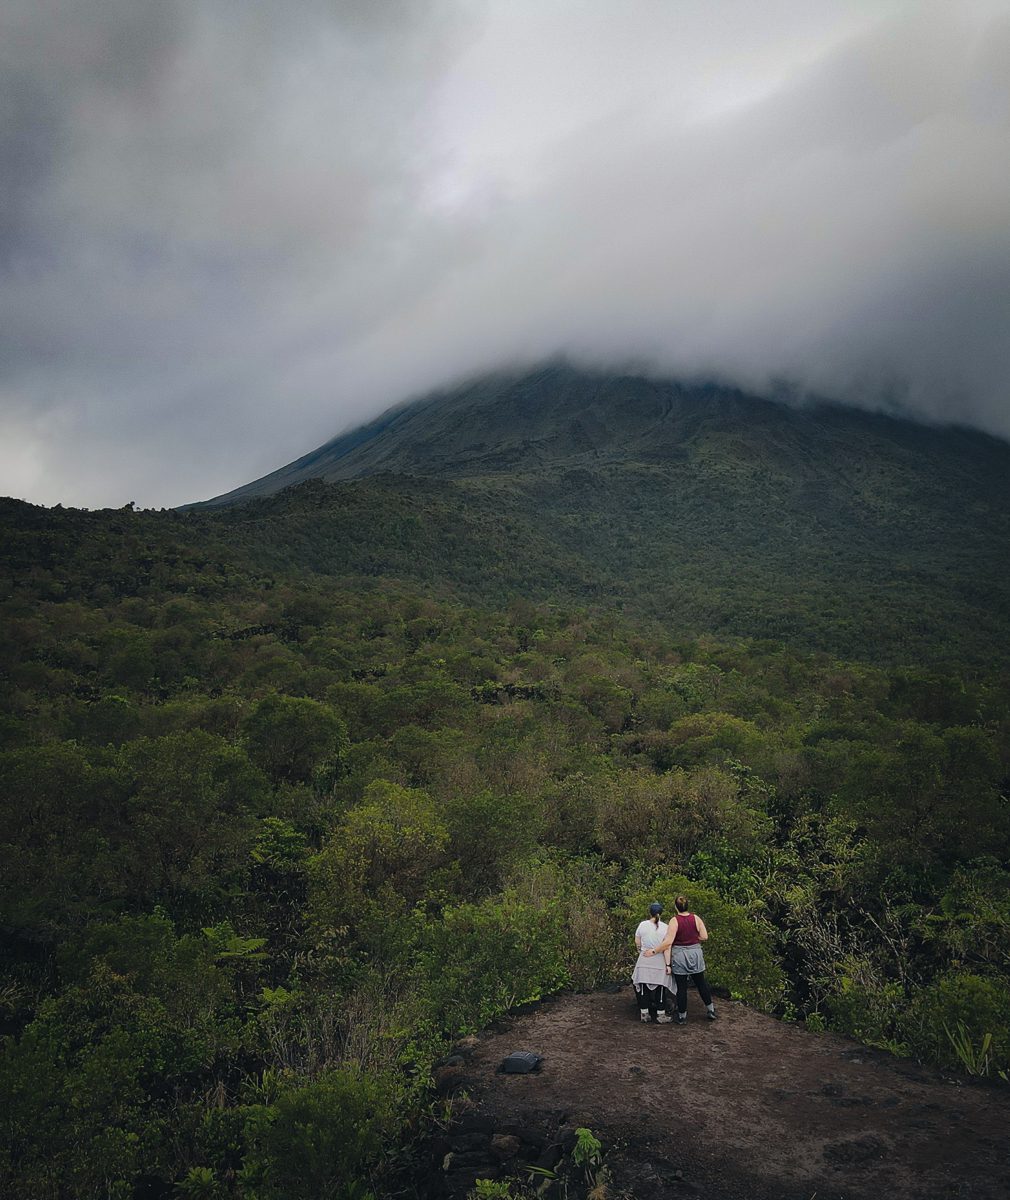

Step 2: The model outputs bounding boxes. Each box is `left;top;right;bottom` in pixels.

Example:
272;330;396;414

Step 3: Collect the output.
186;365;1010;668
199;364;1010;501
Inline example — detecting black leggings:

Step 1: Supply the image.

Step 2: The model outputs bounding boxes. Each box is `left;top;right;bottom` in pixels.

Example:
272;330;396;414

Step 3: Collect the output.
637;983;670;1013
674;971;713;1013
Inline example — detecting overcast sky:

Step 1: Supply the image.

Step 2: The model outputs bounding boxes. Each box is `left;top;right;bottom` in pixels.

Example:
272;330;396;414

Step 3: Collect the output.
2;1;1009;508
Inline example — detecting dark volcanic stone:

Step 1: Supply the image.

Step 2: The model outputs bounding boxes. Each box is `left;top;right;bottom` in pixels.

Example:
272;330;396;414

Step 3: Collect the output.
537;1143;563;1170
455;1112;495;1134
449;1132;491;1153
445;1150;496;1172
498;1121;546;1148
489;1133;522;1161
434;1061;466;1093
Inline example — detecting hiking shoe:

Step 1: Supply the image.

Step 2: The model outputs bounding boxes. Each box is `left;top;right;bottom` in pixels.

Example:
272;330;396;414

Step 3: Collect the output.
707;1008;717;1021
656;1013;673;1024
640;1011;651;1023
676;1014;687;1024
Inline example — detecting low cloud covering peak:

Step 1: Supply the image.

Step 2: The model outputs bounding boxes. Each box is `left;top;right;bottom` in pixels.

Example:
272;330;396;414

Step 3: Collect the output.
2;1;1009;506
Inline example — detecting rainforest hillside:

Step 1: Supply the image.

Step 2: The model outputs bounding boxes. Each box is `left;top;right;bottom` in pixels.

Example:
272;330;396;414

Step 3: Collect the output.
2;368;1010;1199
187;366;1010;670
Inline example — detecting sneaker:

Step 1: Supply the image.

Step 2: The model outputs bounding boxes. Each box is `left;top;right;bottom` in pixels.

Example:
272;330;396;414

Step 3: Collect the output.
656;1013;673;1024
676;1014;687;1024
707;1007;717;1021
640;1011;651;1023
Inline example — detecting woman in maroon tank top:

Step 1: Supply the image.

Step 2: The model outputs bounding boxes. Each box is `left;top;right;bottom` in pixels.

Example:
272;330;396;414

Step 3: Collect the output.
644;895;717;1022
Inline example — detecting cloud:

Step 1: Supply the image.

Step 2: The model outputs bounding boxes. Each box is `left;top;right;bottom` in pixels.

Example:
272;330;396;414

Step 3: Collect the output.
1;1;1009;506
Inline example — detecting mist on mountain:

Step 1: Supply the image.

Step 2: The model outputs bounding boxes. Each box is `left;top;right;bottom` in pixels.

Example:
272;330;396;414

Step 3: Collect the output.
2;2;1009;507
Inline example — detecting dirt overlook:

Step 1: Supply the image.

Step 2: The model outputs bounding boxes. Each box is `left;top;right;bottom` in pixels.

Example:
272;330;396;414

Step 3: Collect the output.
427;988;1010;1200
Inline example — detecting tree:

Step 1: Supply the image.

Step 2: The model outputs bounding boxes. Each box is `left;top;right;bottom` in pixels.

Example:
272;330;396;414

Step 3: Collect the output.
243;694;349;784
308;781;448;950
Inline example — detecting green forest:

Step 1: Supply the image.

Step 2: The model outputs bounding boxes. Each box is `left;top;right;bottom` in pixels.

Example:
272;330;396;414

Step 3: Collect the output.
2;485;1010;1200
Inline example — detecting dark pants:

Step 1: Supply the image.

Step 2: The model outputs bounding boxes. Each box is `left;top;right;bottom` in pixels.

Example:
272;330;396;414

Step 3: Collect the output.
673;971;713;1014
637;983;670;1014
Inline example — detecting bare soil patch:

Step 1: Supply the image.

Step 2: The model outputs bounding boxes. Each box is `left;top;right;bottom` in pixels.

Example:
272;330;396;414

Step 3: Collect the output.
445;989;1010;1199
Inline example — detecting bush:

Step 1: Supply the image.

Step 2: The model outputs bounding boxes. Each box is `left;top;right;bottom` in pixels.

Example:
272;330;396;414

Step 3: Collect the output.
506;854;626;990
596;767;768;866
240;1069;390;1200
415;896;570;1034
825;960;909;1055
0;963;198;1199
308;781;448;951
900;972;1010;1073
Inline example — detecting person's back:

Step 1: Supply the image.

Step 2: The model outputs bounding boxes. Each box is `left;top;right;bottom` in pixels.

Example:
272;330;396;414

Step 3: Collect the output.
632;902;674;1023
637;917;668;950
673;911;701;946
644;894;717;1023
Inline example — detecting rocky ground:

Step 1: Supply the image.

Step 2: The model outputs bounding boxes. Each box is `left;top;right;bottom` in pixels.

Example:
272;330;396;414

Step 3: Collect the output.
421;989;1010;1199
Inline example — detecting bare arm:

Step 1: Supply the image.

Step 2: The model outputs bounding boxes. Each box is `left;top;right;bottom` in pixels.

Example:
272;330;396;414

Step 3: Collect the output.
696;916;709;942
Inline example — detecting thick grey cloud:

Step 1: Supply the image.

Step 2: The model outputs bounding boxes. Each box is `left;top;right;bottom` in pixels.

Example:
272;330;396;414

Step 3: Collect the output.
1;1;1008;507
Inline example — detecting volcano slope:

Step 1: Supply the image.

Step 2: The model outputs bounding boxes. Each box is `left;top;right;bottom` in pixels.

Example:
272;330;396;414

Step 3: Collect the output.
191;365;1010;671
448;989;1010;1200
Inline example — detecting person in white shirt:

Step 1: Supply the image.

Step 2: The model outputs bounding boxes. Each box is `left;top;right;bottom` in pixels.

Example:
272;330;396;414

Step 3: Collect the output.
632;902;674;1023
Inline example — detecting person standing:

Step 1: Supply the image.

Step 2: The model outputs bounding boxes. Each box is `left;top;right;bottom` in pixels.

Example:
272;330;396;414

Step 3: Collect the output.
632;902;674;1023
645;894;716;1023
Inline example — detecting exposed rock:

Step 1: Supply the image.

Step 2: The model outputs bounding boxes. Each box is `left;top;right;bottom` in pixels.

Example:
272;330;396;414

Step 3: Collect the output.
448;1132;490;1154
498;1120;546;1148
489;1133;522;1161
537;1142;563;1170
433;1061;466;1094
454;1111;495;1135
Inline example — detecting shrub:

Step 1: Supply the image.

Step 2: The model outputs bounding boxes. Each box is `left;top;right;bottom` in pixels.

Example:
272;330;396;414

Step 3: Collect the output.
415;896;570;1034
596;767;768;866
240;1069;390;1200
308;781;448;951
825;960;909;1055
243;694;348;784
900;972;1010;1073
505;854;626;991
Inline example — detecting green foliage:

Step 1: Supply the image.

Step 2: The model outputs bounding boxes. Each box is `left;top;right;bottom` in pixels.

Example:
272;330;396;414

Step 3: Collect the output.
309;780;448;951
416;896;570;1034
442;788;543;895
597;766;770;869
943;1023;994;1078
0;957;236;1199
243;693;348;784
176;1166;224;1198
901;973;1010;1073
572;1126;603;1173
824;962;910;1055
1;473;1009;1198
469;1181;518;1200
240;1069;389;1200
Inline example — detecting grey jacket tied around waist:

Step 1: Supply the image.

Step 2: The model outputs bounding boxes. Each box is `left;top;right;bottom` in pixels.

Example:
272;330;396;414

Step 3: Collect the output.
670;943;706;976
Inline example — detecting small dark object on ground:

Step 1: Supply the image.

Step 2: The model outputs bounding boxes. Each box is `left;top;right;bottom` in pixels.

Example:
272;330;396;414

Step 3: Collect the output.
499;1050;542;1074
